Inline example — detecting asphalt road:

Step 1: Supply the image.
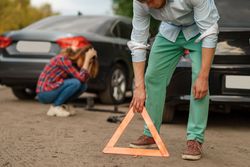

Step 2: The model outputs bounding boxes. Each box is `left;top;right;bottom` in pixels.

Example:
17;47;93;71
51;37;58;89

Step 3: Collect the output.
0;86;250;167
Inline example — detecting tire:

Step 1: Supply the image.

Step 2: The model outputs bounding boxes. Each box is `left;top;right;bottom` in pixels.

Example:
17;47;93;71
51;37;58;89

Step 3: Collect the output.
11;88;36;100
162;102;175;123
99;64;127;104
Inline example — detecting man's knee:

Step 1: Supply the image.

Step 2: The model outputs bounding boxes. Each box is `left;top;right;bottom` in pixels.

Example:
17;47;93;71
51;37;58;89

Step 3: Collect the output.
145;70;157;84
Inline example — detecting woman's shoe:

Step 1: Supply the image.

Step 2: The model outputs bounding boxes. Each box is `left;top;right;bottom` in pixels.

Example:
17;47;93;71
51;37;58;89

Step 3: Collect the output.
47;105;70;117
47;105;57;116
62;104;76;116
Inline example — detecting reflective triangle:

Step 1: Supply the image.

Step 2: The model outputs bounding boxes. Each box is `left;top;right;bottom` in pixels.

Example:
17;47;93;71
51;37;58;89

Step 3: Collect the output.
103;107;169;157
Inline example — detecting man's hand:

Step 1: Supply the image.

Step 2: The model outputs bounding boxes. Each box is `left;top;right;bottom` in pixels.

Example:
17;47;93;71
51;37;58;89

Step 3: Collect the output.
129;61;146;112
193;75;208;99
130;86;146;113
192;47;215;99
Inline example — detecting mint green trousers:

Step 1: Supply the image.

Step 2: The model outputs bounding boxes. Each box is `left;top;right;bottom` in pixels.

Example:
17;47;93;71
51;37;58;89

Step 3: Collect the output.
144;32;209;143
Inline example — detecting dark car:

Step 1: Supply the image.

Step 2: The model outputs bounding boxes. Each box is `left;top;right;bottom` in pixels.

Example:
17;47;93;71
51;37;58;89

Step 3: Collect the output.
162;0;250;123
0;15;133;104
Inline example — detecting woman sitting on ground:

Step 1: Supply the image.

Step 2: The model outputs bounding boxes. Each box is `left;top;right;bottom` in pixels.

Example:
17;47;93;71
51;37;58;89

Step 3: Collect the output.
36;41;98;117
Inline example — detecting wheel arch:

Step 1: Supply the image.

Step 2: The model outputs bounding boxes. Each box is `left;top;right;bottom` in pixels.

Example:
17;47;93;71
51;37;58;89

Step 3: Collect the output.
113;59;133;90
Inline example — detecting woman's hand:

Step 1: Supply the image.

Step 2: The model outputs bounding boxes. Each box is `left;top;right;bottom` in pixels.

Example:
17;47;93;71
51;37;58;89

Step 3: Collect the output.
85;48;97;61
82;48;97;71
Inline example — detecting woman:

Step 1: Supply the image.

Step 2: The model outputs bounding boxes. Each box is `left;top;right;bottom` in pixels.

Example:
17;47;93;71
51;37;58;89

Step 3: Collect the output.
36;43;98;117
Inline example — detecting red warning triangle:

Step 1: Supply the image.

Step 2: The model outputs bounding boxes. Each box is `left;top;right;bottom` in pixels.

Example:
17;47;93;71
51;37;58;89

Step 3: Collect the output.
103;107;169;157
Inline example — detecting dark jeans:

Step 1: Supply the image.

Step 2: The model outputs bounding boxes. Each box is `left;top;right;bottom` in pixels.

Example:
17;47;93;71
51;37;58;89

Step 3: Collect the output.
37;78;87;106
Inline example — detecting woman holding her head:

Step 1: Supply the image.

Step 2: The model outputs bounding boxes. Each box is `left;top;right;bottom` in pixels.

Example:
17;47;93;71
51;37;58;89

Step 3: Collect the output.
36;38;98;117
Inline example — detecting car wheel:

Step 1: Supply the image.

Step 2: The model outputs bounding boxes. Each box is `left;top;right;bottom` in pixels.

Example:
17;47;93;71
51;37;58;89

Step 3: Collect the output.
11;88;36;100
162;102;175;123
99;64;127;104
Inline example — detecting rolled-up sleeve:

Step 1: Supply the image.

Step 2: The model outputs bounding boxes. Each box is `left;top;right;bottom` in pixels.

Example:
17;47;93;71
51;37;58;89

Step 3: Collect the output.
129;0;151;62
192;0;220;48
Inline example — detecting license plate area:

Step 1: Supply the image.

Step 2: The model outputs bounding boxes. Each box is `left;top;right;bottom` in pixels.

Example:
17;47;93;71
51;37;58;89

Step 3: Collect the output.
16;41;51;53
222;75;250;95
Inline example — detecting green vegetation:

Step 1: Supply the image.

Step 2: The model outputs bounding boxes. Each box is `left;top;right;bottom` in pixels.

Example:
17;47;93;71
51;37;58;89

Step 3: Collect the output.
0;0;57;34
112;0;160;37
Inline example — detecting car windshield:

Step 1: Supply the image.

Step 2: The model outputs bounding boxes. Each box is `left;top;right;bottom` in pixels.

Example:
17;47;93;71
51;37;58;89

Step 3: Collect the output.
24;15;108;34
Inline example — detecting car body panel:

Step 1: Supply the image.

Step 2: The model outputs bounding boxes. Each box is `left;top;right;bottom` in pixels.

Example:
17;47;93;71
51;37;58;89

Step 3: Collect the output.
167;30;250;104
0;15;133;96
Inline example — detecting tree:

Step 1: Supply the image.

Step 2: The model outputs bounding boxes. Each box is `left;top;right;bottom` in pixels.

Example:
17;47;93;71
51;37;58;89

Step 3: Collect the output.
0;0;58;34
112;0;160;37
113;0;133;17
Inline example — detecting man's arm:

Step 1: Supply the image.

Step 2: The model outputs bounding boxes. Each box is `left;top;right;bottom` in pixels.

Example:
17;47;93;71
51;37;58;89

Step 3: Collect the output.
129;61;146;112
193;48;215;99
128;0;151;112
191;0;220;99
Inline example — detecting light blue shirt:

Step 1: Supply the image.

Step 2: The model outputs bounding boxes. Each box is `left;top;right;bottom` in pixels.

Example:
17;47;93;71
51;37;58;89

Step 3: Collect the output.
129;0;220;62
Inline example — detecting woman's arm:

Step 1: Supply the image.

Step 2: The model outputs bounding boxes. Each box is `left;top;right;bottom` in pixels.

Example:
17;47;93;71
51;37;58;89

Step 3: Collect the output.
81;48;97;73
58;56;89;82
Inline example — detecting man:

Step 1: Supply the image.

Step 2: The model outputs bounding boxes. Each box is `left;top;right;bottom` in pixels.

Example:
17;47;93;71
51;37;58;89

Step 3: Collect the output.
128;0;219;160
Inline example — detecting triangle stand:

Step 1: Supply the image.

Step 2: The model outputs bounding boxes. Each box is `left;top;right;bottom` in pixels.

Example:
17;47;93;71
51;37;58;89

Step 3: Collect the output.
103;107;169;157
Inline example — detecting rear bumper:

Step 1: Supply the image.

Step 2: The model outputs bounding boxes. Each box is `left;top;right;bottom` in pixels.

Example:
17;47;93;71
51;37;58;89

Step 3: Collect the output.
174;95;250;103
0;55;106;91
0;59;40;87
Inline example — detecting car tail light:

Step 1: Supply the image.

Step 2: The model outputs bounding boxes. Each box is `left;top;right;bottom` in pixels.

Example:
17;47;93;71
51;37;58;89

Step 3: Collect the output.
56;36;90;49
0;36;12;48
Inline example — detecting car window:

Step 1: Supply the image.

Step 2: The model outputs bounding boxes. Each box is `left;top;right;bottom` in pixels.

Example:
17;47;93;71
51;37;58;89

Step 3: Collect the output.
216;32;250;56
111;22;120;38
119;22;132;39
24;16;108;34
111;21;132;40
